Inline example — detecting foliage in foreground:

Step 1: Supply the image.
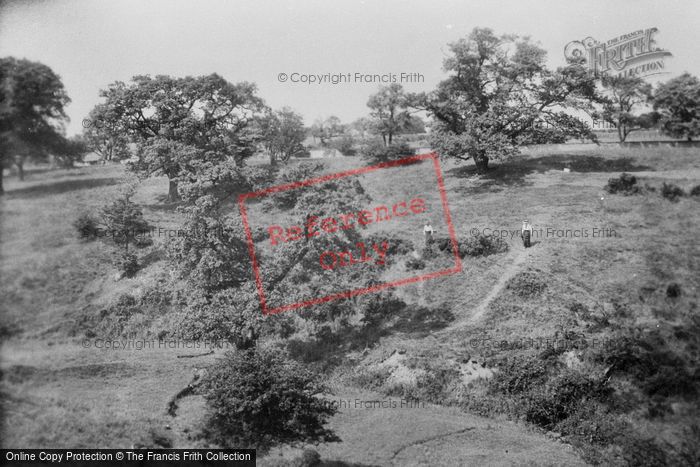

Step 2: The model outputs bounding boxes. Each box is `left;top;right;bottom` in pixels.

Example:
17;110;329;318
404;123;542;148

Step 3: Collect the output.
201;347;337;449
605;172;641;195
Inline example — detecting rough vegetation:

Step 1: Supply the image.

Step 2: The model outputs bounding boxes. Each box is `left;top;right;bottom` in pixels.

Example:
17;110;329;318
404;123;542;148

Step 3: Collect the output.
201;347;337;450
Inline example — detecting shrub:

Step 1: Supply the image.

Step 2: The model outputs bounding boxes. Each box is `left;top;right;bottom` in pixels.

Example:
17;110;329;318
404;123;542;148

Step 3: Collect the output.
364;232;414;257
361;139;413;163
676;424;700;466
328;135;357;156
360;293;408;329
524;371;609;429
102;190;151;250
140;287;172;308
661;182;685;202
74;212;100;240
352;366;393;391
400;365;461;404
490;355;550;395
201;347;337;449
174;287;262;345
435;237;453;252
463;233;508;257
75;293;144;338
589;328;698;398
690;185;700;197
605;173;640;195
405;257;425;270
505;271;547;297
667;283;682;298
616;436;669;467
109;294;139;320
117;252;140;278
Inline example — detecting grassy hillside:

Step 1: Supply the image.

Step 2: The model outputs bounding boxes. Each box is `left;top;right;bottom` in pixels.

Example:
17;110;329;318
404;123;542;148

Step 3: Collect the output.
1;146;699;465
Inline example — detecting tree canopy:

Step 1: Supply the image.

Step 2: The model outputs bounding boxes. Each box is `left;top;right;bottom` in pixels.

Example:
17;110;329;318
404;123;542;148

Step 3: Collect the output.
653;72;700;141
417;28;599;171
89;74;265;200
367;83;413;146
257;107;307;165
0;57;71;191
598;75;656;142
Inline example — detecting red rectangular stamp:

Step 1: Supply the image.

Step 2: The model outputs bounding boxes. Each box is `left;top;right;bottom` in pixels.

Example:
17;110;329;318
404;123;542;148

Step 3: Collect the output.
238;152;462;315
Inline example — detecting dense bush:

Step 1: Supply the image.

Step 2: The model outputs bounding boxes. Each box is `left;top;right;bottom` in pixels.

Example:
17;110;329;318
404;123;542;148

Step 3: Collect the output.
110;294;139;320
168;209;250;294
328;134;357;156
459;233;509;257
361;139;413;163
405;257;425;270
73;212;99;240
524;371;609;428
490;355;610;430
605;173;641;195
690;185;700;197
676;424;700;466
433;234;508;258
351;366;393;391
490;355;550;395
363;232;414;257
661;182;685;202
360;293;409;329
505;270;548;297
589;328;698;398
264;162;326;210
398;364;461;404
76;293;144;338
174;286;262;346
117;252;140;278
201;347;337;448
101;190;151;250
667;283;682;298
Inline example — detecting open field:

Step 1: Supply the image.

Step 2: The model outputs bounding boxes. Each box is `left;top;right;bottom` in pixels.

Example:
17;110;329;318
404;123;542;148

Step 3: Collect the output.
1;146;699;465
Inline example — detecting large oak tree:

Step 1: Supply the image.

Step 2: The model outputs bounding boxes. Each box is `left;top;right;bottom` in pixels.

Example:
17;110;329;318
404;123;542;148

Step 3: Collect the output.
418;28;600;172
90;74;265;201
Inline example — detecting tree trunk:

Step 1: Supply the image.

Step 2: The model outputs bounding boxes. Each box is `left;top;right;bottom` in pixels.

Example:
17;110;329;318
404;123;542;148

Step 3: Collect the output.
0;167;4;195
473;152;489;173
168;179;181;202
17;161;24;181
388;132;393;145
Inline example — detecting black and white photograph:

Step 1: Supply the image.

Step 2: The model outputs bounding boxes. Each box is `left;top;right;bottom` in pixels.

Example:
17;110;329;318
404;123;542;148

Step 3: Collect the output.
1;1;699;465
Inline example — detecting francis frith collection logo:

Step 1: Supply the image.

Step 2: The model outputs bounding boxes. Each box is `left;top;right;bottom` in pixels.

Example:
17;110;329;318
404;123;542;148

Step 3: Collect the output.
565;27;672;79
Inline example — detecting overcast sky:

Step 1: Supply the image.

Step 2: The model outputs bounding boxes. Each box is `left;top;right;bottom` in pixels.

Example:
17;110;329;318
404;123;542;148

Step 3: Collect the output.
1;0;698;135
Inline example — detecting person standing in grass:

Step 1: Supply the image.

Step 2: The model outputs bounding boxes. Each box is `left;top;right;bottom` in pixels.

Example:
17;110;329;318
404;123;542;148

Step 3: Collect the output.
521;219;533;248
423;220;435;246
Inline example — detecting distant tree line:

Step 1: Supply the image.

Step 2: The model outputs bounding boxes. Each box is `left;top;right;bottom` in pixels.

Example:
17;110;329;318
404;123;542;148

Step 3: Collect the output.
2;27;699;184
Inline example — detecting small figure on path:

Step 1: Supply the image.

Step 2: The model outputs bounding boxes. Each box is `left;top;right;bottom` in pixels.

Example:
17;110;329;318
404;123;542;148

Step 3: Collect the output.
521;219;533;248
423;221;435;246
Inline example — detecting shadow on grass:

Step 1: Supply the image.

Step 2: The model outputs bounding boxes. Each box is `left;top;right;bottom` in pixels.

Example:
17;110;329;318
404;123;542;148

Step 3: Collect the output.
287;304;454;370
4;177;121;199
142;194;187;211
6;165;95;179
449;154;653;194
